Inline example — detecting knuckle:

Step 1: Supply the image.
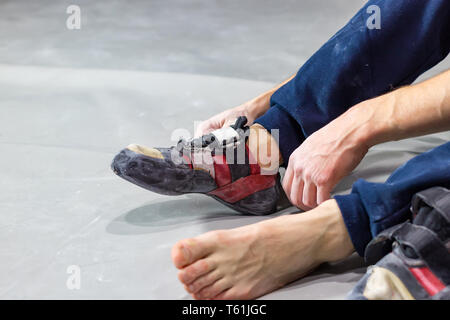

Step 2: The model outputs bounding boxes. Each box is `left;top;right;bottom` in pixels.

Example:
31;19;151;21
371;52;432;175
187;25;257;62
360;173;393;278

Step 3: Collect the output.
315;173;329;186
210;230;227;244
303;170;312;181
293;164;303;176
198;259;209;272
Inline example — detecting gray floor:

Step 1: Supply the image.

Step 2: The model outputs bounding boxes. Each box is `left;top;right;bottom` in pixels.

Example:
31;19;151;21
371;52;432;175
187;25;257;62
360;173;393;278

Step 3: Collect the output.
0;1;449;299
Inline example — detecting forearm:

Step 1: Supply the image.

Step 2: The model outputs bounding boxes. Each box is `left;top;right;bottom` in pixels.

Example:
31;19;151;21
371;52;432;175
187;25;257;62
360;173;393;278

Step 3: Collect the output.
344;70;450;148
245;74;295;120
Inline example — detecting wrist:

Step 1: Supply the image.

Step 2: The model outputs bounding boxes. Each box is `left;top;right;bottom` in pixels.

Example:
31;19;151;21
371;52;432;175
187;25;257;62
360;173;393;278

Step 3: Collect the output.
348;88;408;148
244;90;274;122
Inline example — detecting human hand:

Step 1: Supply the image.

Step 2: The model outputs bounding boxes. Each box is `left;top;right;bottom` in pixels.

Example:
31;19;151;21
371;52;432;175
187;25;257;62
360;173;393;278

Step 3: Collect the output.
282;108;370;210
195;104;255;137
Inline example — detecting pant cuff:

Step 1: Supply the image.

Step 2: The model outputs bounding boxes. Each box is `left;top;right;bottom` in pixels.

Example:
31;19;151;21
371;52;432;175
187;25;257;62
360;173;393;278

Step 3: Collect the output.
334;193;372;257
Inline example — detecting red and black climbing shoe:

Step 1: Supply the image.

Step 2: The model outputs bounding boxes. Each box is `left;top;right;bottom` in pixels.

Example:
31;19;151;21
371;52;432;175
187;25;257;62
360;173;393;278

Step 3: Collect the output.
348;187;450;300
111;116;285;215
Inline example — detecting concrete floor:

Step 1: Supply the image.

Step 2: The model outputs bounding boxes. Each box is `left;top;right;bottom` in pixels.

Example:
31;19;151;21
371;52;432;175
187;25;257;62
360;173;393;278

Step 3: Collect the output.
0;0;449;299
0;0;370;82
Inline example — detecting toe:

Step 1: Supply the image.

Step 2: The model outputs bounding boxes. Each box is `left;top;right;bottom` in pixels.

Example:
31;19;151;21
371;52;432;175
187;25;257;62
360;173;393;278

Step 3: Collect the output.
195;278;231;300
171;235;216;269
211;289;231;300
187;270;221;294
171;242;186;269
211;286;253;300
178;258;215;285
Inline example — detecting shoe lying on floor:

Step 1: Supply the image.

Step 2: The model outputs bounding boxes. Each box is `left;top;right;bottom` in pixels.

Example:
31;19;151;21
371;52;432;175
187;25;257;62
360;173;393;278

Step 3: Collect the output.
111;116;285;215
348;187;450;300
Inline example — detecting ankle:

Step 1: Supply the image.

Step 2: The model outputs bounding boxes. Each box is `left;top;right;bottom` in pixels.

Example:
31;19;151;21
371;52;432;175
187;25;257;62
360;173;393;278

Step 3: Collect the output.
312;200;355;263
247;124;283;174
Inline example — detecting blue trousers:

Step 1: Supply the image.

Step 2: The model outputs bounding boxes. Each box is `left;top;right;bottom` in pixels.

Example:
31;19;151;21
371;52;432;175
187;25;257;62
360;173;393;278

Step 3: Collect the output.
255;0;450;256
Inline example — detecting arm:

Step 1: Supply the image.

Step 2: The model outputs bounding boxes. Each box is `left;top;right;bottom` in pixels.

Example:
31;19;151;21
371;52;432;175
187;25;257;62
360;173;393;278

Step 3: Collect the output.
195;74;294;136
284;69;450;210
361;70;450;146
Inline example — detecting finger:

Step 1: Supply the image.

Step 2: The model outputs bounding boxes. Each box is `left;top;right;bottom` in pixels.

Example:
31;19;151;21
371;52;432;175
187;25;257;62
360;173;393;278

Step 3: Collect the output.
195;123;209;137
282;166;294;201
316;185;332;205
302;181;317;209
295;179;310;212
290;175;304;208
223;118;237;128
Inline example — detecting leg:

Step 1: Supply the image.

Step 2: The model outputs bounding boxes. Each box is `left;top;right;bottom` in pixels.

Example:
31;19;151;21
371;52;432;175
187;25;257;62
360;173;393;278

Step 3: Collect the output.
256;0;450;164
335;141;450;256
172;199;354;300
172;142;450;299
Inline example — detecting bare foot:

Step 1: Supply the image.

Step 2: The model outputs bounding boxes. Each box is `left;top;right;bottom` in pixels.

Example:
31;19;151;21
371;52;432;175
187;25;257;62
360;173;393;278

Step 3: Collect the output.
171;199;354;299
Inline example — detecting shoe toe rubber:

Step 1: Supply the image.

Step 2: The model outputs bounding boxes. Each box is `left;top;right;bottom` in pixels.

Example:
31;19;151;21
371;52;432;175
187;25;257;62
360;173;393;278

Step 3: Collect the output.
111;146;216;195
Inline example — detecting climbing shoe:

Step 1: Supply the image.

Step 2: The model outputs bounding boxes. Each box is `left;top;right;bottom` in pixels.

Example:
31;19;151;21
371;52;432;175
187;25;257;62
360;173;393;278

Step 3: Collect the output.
348;187;450;300
111;116;285;215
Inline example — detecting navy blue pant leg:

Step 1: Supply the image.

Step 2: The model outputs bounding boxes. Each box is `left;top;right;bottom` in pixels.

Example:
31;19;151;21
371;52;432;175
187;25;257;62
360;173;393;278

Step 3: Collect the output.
255;0;450;165
255;0;450;255
335;142;450;256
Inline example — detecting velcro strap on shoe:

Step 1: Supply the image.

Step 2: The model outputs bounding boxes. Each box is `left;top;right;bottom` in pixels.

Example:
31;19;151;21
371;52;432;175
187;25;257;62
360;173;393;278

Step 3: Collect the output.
211;145;259;187
226;145;250;183
367;187;450;265
365;223;407;265
389;223;450;284
411;186;450;223
208;174;276;204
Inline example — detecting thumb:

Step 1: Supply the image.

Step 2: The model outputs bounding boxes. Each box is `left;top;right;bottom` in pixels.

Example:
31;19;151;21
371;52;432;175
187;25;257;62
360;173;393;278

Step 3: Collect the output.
195;121;215;137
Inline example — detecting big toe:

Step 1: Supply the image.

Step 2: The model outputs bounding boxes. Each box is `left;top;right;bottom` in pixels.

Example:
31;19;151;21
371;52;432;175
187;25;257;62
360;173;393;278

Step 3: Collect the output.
171;235;215;269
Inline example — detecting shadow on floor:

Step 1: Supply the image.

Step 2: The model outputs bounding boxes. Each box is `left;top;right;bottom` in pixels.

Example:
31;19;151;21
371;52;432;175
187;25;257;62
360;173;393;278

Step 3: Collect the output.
106;196;286;235
106;190;301;235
